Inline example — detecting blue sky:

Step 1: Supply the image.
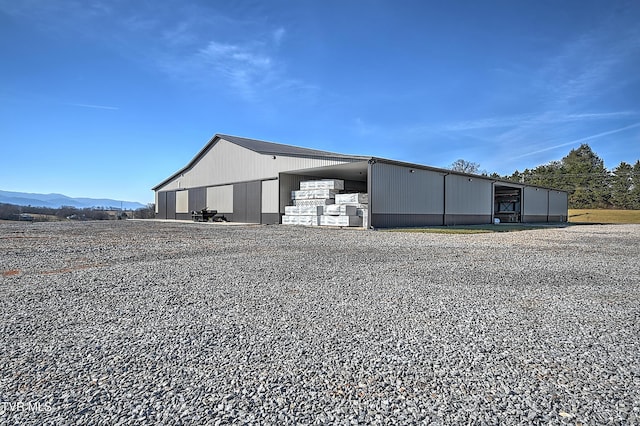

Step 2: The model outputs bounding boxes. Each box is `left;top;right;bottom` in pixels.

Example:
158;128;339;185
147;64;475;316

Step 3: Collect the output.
1;0;639;203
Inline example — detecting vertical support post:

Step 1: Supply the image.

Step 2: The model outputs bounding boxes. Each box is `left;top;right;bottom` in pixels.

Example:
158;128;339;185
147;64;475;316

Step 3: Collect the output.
367;160;374;229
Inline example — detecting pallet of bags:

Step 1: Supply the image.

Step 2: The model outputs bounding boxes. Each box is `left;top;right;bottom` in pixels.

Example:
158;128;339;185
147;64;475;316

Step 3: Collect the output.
293;199;335;207
291;189;337;200
335;193;368;205
282;215;320;226
285;206;323;215
322;205;357;216
319;215;363;227
299;179;344;190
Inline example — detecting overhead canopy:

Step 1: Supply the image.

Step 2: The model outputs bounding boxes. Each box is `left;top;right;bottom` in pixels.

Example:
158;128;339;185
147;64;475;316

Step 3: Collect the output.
284;161;369;182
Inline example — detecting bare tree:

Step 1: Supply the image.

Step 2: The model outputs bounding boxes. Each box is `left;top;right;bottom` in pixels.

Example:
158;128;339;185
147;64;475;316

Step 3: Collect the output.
449;159;481;174
135;203;156;219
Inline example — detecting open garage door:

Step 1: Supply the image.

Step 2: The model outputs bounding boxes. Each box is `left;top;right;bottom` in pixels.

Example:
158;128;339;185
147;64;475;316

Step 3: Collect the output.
494;185;521;223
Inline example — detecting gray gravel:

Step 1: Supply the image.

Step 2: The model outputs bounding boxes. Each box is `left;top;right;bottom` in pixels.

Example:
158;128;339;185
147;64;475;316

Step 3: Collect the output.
1;220;639;425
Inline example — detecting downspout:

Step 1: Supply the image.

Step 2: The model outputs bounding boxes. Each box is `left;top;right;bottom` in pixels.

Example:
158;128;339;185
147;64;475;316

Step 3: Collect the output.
547;190;550;222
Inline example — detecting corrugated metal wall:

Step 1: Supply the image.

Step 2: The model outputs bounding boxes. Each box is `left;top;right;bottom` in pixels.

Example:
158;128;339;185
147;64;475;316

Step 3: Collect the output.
549;191;568;221
157;139;357;192
188;187;206;212
232;181;261;223
261;180;279;214
445;175;492;215
371;163;444;213
370;162;494;227
166;191;176;219
175;190;189;213
157;192;167;219
522;187;548;221
369;162;444;227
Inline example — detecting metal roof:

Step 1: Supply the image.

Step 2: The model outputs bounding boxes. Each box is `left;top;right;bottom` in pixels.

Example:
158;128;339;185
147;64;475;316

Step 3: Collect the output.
152;134;367;190
153;133;568;194
218;134;368;160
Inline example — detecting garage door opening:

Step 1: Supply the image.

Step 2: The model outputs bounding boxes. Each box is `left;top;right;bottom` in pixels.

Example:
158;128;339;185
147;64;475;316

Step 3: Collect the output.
494;185;521;223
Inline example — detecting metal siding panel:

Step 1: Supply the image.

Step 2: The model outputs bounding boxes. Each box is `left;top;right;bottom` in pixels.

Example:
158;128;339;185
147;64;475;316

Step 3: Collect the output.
445;214;492;225
372;214;443;227
175;190;189;213
246;181;261;223
188;187;206;212
166;191;176;219
549;191;568;217
233;183;247;222
261;180;279;213
162;139;356;191
523;187;548;216
261;213;280;225
522;215;548;223
206;185;233;213
445;175;492;215
157;192;167;219
371;163;444;214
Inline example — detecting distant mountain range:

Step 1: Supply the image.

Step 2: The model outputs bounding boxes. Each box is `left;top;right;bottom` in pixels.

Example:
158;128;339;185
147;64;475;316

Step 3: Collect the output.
0;190;146;210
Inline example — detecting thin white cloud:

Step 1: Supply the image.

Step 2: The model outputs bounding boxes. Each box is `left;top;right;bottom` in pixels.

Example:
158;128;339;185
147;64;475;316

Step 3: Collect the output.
195;40;275;99
2;1;305;103
511;122;640;159
442;111;640;132
68;103;119;110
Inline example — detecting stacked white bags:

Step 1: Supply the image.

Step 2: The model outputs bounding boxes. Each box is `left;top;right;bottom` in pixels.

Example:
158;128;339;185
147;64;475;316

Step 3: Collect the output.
282;179;340;226
333;193;369;228
282;179;368;228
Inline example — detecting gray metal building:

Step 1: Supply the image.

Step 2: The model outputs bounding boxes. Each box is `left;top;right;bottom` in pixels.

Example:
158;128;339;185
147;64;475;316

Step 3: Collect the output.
153;134;568;227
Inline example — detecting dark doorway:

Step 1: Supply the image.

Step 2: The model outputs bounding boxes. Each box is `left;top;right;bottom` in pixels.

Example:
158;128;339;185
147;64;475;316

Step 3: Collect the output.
494;185;521;223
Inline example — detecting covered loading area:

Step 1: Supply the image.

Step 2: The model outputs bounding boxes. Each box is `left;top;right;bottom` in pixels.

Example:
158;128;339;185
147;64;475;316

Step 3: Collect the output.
279;161;369;220
494;184;522;223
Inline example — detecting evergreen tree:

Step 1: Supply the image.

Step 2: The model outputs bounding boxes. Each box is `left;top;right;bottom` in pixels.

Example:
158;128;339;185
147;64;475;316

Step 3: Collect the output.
610;162;634;209
503;144;638;209
560;144;610;208
631;161;640;210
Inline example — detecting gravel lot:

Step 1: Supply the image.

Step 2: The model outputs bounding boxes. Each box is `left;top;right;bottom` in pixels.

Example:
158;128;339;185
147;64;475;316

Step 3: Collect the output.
1;220;638;425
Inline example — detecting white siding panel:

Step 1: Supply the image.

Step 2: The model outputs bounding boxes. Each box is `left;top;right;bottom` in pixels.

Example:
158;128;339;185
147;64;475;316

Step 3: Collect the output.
207;185;233;213
175;190;189;213
445;175;492;215
261;180;279;213
155;192;159;213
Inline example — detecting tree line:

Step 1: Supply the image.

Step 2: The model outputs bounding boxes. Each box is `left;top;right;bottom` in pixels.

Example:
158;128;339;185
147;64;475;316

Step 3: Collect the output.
0;203;156;221
504;144;639;209
450;144;640;209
